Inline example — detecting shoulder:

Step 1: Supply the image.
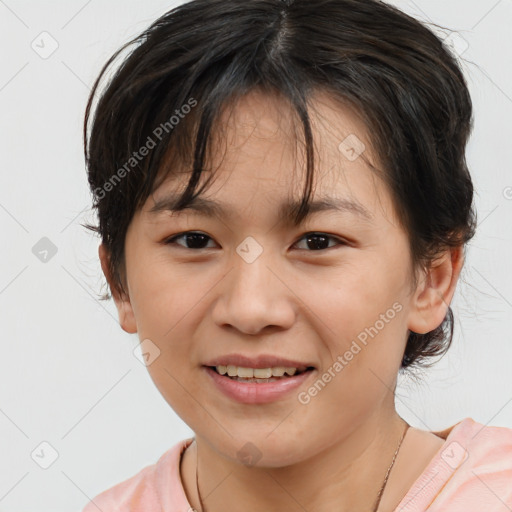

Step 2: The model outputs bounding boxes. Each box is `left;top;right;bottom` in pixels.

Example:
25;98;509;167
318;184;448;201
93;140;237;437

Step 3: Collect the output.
427;418;512;511
81;461;160;512
439;418;512;509
397;418;512;511
81;437;194;512
438;416;512;470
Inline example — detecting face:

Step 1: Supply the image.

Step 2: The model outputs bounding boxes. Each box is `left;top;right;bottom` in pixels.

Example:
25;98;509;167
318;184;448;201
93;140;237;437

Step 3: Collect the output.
102;90;455;467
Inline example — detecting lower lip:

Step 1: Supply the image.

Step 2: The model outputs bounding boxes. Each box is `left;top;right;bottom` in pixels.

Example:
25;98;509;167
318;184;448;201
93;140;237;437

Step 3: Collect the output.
203;366;315;404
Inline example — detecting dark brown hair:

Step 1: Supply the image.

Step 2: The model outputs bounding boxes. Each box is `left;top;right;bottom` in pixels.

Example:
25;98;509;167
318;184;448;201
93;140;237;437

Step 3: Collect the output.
83;0;477;371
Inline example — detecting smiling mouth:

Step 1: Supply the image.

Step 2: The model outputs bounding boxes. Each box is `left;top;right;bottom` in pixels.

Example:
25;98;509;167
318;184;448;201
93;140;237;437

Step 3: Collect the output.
208;365;315;383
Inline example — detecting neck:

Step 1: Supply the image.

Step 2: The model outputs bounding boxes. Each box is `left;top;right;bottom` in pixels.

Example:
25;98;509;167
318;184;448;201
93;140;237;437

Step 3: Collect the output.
182;408;409;512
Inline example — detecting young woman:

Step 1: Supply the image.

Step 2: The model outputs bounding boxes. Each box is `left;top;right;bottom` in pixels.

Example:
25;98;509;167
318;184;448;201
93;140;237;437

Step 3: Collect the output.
82;0;512;510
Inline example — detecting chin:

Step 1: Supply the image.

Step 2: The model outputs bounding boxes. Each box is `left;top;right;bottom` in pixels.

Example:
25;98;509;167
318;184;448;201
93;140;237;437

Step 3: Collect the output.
214;430;312;469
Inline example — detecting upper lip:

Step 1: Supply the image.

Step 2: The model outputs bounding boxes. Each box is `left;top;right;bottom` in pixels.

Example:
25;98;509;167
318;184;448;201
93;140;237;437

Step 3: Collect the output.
203;354;315;371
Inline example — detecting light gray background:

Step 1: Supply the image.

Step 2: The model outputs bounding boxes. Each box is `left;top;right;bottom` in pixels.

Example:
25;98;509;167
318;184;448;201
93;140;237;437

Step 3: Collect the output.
0;0;511;510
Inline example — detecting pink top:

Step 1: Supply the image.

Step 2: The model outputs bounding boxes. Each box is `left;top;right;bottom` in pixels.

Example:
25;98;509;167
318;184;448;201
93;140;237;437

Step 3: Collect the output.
81;417;512;511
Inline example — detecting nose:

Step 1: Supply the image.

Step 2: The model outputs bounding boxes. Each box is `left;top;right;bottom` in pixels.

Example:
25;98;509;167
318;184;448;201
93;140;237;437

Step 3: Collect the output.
211;248;296;336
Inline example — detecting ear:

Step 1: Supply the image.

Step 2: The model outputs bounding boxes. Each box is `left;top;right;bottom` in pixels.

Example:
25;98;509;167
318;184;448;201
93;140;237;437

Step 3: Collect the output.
407;246;464;334
98;243;137;334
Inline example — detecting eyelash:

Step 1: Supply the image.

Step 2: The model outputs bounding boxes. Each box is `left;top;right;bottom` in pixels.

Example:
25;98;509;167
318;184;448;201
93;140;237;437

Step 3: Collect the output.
163;231;347;252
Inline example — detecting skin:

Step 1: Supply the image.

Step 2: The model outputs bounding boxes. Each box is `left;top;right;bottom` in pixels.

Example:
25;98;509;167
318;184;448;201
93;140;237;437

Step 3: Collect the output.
99;89;463;512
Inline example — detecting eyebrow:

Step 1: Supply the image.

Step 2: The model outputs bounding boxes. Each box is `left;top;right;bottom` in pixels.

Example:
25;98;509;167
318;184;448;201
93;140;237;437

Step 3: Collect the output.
148;192;374;225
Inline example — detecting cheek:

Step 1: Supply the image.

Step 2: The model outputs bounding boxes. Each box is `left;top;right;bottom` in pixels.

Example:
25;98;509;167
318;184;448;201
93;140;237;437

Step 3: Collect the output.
312;257;408;372
145;355;206;432
309;256;403;327
127;250;207;334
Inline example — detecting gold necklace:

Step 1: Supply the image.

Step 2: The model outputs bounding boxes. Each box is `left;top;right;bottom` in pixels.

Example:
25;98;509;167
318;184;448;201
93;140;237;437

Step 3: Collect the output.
194;421;410;512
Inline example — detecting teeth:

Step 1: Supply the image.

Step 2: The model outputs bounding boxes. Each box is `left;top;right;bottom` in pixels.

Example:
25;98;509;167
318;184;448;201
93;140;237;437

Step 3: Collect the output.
216;365;301;378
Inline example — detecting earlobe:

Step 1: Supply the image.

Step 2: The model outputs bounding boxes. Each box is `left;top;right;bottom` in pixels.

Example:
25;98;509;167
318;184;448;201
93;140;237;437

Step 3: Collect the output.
115;300;138;335
98;243;138;334
407;246;464;335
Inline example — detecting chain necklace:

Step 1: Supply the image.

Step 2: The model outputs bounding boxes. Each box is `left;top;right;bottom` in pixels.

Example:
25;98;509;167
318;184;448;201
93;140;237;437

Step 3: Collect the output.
194;421;410;512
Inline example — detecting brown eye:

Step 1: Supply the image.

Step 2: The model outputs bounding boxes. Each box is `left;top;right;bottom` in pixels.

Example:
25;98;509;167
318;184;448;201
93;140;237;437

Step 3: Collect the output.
164;231;216;250
294;233;345;251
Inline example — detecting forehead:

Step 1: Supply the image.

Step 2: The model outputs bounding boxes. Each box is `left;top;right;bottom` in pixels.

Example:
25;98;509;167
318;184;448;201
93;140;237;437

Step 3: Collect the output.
214;88;375;166
144;89;396;227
